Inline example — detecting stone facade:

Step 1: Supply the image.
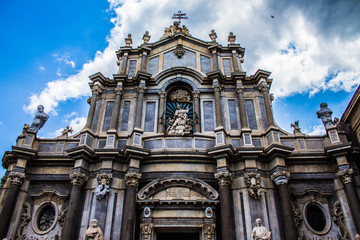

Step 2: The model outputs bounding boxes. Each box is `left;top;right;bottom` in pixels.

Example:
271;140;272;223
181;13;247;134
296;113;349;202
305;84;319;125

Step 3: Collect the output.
1;23;360;240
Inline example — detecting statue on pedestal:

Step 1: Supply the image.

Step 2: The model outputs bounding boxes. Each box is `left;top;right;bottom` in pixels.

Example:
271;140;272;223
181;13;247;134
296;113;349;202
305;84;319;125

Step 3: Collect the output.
251;218;271;240
85;219;103;240
316;102;335;129
29;105;49;133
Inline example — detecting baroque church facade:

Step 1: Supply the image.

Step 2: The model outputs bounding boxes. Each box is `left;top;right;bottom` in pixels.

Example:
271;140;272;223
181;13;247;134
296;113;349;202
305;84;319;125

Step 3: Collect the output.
0;21;360;240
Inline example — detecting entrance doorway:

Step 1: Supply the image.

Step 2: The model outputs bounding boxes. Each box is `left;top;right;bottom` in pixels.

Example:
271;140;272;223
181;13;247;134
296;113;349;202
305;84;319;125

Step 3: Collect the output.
157;232;199;240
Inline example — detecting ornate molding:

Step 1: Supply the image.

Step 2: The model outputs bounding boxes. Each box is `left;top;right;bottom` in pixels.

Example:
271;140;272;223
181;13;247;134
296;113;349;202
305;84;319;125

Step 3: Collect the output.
32;190;68;205
337;168;354;184
214;171;232;186
244;173;262;200
137;86;146;94
158;91;166;99
0;175;7;187
69;172;89;186
331;200;350;239
257;82;269;93
125;172;142;186
291;203;303;229
9;172;25;186
213;85;221;93
137;176;218;200
203;224;216;239
92;88;102;96
115;88;123;96
58;208;67;228
140;223;153;239
95;173;112;201
192;91;200;99
236;87;244;94
174;44;185;58
271;170;290;185
15;202;31;239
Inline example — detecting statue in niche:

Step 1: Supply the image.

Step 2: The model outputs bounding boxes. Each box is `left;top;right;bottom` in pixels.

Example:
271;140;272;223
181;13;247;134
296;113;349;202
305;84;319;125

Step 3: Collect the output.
29;105;49;133
251;218;271;240
85;219;104;240
316;102;335;129
167;105;192;136
95;178;110;201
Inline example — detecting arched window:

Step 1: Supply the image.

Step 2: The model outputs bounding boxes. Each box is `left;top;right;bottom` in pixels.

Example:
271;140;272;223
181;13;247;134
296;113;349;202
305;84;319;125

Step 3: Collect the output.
165;86;193;135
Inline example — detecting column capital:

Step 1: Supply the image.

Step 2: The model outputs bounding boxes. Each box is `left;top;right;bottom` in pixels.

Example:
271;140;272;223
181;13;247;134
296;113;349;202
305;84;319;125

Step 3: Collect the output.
125;172;142;186
257;82;269;93
337;168;354;184
213;85;221;92
271;170;290;185
115;88;123;96
92;88;102;96
137;86;146;94
192;91;200;99
158;91;166;99
215;171;232;186
69;172;89;186
236;87;244;94
9;172;25;186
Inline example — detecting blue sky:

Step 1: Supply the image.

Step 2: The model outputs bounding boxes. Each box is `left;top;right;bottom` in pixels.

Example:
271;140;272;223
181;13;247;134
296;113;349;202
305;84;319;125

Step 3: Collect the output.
1;0;360;177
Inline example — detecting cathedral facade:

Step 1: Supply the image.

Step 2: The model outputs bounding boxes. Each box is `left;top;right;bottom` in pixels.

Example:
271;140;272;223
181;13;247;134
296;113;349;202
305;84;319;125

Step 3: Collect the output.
0;22;359;240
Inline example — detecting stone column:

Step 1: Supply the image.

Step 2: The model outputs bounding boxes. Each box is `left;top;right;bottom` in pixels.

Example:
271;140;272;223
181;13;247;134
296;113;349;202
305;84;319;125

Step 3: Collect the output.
215;171;236;240
213;85;224;128
271;170;298;240
259;83;275;128
110;88;123;130
157;91;165;133
236;87;248;129
135;86;145;129
193;91;201;133
85;88;101;129
120;172;142;240
337;168;360;232
62;172;89;239
0;172;25;239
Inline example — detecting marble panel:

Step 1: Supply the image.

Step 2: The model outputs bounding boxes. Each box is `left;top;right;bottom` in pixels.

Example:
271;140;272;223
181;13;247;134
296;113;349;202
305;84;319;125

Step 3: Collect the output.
203;101;215;131
102;101;114;132
258;97;269;130
119;101;131;132
200;55;211;73
91;99;102;132
148;56;159;76
144;139;162;149
117;140;126;149
228;99;239;130
281;140;296;148
165;139;192;148
128;60;137;77
245;100;258;130
194;139;214;149
144;102;156;132
306;139;325;149
98;140;106;149
65;142;78;150
222;58;232;76
38;143;57;152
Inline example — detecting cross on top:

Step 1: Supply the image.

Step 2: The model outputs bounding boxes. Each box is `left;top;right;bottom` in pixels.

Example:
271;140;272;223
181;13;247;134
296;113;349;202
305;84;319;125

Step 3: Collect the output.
172;11;188;25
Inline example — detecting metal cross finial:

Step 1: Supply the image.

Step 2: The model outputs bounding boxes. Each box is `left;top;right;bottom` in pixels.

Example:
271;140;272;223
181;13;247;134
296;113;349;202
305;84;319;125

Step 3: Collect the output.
172;11;188;25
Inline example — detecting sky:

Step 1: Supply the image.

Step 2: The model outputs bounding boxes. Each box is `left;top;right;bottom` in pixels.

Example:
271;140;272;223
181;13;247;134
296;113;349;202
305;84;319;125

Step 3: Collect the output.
0;0;359;177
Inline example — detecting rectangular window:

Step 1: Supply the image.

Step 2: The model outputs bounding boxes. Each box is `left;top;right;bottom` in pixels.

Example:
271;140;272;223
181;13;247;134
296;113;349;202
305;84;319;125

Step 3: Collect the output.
222;58;232;76
245;100;258;130
258;97;269;130
228;99;239;130
128;60;137;77
144;102;156;132
200;55;211;73
102;101;114;131
163;50;196;70
119;101;131;131
148;56;159;76
91;99;102;132
203;101;215;132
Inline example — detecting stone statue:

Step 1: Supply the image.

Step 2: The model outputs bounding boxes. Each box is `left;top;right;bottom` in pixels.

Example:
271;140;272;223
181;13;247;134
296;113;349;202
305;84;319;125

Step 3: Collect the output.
29;105;49;133
291;120;302;134
316;102;335;129
95;178;110;201
85;219;104;240
251;218;271;240
355;234;360;240
167;105;192;136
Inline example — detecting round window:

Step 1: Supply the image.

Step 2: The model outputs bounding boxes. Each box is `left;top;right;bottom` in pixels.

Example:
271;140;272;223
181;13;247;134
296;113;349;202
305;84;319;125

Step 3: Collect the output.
304;202;331;235
37;205;56;231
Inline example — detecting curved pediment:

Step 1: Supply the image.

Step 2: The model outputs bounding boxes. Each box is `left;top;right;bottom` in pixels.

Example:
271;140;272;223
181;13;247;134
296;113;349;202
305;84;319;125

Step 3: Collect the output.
155;67;205;90
137;176;218;201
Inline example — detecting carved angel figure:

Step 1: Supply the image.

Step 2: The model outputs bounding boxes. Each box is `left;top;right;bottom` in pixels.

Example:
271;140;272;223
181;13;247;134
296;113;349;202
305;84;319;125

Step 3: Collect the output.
95;178;110;201
167;105;192;136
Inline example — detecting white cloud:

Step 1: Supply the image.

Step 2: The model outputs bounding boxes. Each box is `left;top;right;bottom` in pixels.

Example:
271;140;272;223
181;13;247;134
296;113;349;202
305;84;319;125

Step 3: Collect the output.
24;0;360;115
303;125;326;136
39;65;45;71
56;68;62;77
0;121;3;126
53;53;76;68
49;116;87;138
